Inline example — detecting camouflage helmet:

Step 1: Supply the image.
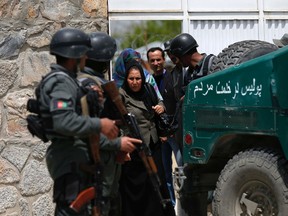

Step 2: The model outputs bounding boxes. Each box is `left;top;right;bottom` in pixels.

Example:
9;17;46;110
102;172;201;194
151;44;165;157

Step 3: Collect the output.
50;28;91;59
86;32;117;62
170;33;198;57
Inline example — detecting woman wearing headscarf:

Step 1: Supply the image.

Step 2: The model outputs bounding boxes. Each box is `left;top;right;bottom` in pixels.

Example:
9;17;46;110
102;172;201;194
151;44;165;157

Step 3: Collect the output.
113;48;163;100
118;59;175;216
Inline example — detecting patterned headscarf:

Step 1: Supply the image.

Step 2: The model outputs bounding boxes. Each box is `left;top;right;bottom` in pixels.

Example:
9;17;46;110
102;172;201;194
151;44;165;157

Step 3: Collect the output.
112;48;163;100
113;48;141;87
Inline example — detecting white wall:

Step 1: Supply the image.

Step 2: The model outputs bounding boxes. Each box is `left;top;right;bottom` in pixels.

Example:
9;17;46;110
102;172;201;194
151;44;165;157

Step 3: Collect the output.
108;0;288;55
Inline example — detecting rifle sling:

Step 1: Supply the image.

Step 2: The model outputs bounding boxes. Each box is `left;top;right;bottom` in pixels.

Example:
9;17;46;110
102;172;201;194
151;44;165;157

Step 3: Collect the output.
80;95;100;162
80;95;90;116
68;96;101;215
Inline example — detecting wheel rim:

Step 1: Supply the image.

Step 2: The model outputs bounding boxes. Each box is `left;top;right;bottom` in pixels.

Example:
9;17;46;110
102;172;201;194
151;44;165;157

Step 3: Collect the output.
236;180;278;216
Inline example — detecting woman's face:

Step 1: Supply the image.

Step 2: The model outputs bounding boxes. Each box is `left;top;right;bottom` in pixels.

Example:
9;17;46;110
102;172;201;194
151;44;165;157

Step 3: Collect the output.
127;68;142;92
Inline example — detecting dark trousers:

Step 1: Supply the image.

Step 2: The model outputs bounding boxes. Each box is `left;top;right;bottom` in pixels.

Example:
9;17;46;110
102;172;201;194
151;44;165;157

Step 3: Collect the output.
53;173;91;216
119;140;176;216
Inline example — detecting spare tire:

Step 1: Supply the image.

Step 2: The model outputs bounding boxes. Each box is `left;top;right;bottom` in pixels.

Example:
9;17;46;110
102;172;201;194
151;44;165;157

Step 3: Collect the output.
209;40;278;73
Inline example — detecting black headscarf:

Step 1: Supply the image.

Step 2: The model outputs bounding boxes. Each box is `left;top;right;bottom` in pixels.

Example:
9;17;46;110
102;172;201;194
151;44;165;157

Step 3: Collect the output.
122;59;154;112
122;59;146;99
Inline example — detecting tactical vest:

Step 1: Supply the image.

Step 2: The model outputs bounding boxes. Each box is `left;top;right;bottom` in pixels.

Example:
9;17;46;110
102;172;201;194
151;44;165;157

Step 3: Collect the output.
26;70;86;142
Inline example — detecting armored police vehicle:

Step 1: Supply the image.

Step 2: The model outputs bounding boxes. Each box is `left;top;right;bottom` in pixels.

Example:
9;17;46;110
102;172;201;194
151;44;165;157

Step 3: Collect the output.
175;40;288;216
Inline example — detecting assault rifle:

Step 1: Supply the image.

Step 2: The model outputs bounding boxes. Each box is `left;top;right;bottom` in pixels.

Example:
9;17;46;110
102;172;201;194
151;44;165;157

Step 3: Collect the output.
69;94;102;216
101;81;170;208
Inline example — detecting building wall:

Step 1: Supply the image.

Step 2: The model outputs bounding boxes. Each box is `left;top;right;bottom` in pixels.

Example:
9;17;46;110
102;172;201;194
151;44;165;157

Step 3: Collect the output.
187;0;288;55
108;0;288;55
0;0;108;215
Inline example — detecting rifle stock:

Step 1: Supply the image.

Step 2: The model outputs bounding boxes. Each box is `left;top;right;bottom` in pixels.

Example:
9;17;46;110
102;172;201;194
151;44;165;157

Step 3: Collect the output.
102;81;170;208
70;187;95;212
101;81;128;116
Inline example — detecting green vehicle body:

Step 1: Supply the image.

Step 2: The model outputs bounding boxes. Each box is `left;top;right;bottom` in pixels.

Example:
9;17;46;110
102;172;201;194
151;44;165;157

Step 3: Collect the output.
180;45;288;200
183;46;288;165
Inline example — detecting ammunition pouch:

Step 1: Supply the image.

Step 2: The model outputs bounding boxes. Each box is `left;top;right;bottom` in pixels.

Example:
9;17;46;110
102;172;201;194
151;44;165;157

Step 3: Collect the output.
27;98;40;114
26;114;49;143
26;98;49;143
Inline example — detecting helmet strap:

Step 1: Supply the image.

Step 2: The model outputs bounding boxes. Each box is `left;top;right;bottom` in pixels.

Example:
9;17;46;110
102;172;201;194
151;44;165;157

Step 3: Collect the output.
76;59;81;74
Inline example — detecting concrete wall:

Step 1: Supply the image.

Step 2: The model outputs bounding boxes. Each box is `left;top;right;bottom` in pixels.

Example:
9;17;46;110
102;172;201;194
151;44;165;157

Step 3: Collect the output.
0;0;108;215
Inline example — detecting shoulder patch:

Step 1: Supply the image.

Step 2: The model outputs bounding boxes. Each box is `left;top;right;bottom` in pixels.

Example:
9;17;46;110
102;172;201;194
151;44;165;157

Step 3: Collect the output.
51;99;73;111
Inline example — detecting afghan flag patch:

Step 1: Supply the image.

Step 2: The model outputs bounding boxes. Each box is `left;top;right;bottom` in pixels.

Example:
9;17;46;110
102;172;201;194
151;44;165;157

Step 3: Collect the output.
53;100;70;109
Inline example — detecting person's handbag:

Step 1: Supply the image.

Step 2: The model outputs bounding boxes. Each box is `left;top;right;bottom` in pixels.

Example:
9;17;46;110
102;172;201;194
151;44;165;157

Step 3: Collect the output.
144;84;179;137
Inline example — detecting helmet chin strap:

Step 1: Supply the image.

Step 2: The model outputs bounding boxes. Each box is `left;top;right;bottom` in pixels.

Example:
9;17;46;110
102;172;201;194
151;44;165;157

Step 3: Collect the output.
97;61;109;74
101;68;108;74
76;58;81;74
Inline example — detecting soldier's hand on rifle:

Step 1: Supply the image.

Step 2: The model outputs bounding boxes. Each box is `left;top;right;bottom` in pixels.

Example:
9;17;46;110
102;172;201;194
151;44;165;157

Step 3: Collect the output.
100;118;119;139
120;136;142;153
152;105;165;115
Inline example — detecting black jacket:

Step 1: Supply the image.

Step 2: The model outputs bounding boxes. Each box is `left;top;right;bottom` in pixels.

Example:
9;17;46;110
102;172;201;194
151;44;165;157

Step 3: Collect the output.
154;70;177;115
